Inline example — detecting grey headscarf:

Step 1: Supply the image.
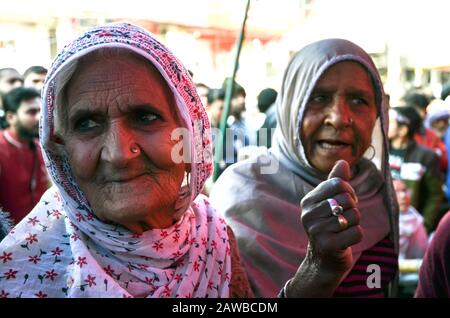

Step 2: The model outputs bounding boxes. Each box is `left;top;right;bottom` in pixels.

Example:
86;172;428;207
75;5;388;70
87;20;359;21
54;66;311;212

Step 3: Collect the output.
210;39;399;297
273;38;387;175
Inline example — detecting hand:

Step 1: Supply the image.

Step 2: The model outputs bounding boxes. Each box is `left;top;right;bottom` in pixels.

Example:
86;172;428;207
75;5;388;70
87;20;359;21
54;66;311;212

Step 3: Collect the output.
300;160;363;275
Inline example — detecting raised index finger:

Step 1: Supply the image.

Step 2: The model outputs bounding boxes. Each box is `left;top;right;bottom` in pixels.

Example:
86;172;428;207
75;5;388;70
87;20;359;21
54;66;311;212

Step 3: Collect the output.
301;177;357;208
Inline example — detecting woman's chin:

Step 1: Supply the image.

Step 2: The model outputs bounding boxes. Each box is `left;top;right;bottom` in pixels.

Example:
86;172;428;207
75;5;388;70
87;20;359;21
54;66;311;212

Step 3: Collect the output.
95;200;148;221
96;200;176;230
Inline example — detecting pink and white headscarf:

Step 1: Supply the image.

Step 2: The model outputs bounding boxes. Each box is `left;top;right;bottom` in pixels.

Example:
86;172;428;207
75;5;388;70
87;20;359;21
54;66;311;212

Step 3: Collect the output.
0;23;231;298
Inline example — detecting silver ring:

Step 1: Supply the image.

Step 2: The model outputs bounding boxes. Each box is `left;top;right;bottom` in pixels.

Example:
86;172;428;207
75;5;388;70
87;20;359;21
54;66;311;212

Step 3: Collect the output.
130;144;140;154
327;198;343;216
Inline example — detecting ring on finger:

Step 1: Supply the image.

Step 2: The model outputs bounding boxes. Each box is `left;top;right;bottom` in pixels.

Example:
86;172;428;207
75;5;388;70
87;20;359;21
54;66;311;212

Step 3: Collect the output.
337;214;349;230
327;198;344;216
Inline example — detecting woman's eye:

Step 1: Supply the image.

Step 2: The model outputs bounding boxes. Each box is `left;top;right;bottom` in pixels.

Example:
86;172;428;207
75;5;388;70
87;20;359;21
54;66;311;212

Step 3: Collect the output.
74;119;99;132
310;95;328;103
350;97;367;105
136;112;158;124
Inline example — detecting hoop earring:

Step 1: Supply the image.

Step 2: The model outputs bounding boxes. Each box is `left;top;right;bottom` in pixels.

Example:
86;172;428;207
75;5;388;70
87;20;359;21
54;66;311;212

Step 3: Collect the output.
366;145;376;160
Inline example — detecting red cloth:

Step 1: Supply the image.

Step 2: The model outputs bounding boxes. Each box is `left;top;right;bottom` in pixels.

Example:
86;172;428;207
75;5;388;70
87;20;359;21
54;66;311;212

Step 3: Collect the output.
0;129;49;224
414;128;448;172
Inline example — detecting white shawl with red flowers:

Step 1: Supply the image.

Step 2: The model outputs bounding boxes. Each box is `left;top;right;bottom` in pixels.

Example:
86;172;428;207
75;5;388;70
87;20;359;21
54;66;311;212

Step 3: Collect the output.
0;23;231;298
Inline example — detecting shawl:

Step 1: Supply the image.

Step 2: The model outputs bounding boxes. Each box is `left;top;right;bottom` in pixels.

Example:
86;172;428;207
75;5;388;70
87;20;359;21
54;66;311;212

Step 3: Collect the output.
0;23;231;298
210;39;399;297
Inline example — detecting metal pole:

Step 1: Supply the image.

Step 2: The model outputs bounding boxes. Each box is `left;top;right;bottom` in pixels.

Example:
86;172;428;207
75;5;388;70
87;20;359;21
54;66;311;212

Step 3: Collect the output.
213;0;251;182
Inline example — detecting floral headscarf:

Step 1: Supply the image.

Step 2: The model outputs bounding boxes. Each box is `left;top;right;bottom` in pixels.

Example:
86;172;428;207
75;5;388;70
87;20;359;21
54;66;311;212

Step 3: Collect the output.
0;23;231;298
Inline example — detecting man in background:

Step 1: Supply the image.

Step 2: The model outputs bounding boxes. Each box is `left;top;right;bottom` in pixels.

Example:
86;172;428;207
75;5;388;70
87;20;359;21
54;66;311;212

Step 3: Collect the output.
0;68;23;128
0;87;49;224
256;88;278;149
23;65;47;93
222;78;251;164
0;68;23;100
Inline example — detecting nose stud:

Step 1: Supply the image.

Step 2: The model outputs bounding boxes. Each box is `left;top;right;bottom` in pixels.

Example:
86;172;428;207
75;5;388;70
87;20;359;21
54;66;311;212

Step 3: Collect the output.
344;117;354;126
130;144;140;154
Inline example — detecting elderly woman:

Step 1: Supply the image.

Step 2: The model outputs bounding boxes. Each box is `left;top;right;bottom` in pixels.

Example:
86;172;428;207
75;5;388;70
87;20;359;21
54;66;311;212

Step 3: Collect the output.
0;23;252;298
210;39;399;297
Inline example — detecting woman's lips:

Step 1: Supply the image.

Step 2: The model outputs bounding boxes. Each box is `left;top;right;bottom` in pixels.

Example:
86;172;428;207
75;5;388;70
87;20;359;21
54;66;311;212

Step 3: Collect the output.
106;173;147;183
317;140;351;150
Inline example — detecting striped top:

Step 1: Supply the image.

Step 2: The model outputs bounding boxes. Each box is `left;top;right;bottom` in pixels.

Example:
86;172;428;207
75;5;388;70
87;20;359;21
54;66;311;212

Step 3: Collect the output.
333;237;398;297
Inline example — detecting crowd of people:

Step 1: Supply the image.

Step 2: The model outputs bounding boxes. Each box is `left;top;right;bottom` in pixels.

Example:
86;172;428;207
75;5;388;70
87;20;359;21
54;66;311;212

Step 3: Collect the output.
0;22;450;298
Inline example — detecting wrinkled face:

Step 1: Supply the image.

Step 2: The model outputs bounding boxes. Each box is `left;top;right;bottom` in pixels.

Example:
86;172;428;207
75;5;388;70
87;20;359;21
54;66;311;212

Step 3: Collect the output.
0;70;23;95
301;61;377;173
62;54;186;230
24;72;46;92
393;179;410;212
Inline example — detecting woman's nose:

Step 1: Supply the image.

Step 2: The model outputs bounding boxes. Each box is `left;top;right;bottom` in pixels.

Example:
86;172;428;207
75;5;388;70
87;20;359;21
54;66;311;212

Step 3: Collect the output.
101;122;139;166
324;97;352;129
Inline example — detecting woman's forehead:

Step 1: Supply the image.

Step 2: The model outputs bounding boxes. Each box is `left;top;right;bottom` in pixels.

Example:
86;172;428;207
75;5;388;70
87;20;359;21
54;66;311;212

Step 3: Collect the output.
304;59;381;113
73;51;164;85
326;59;370;78
66;54;172;104
313;61;375;89
62;52;184;128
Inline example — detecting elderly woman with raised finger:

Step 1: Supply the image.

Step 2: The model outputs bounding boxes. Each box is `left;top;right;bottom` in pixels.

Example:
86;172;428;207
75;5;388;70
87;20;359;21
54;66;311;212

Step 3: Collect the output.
0;23;252;298
210;39;399;297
